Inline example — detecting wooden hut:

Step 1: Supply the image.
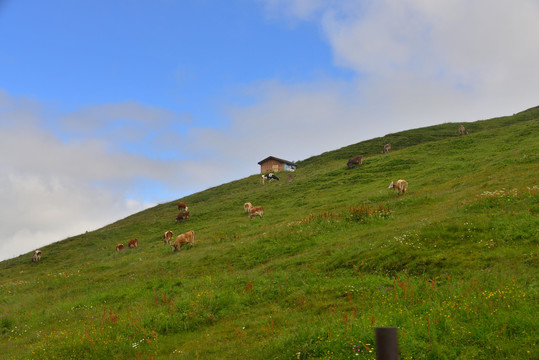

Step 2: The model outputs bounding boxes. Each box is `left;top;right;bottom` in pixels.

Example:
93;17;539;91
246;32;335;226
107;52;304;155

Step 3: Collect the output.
258;156;297;174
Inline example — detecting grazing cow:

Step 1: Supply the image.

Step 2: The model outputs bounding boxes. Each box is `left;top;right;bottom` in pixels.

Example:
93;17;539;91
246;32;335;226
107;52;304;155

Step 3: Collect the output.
287;173;294;183
244;202;253;213
262;173;280;184
459;125;468;136
32;250;42;262
171;230;195;251
388;180;408;195
128;238;138;249
176;211;190;222
116;244;125;252
383;143;391;154
163;230;174;244
249;206;264;220
347;155;363;169
177;201;188;211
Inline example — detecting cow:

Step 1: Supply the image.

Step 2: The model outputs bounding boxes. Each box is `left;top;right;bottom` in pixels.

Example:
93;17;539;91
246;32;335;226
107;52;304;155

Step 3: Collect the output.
128;238;138;249
116;244;125;252
244;202;253;213
388;180;408;195
262;173;279;184
459;125;468;136
177;201;188;211
249;206;264;220
347;155;363;169
32;250;42;262
171;230;195;251
287;173;294;183
163;230;174;244
383;143;391;154
176;211;190;222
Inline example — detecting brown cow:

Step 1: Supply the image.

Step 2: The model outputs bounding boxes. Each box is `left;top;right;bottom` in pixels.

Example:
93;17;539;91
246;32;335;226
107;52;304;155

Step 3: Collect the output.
177;201;188;211
249;206;264;220
163;230;174;244
244;202;253;213
388;179;408;195
347;155;363;169
176;211;190;222
383;143;391;154
171;230;195;251
128;238;138;249
116;244;125;252
459;125;468;135
32;250;42;262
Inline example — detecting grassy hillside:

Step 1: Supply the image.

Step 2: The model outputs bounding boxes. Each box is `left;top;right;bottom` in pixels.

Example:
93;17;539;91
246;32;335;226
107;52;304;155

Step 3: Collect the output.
1;107;538;359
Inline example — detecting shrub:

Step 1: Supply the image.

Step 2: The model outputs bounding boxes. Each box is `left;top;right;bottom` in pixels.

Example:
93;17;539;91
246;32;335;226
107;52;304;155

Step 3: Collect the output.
349;204;390;222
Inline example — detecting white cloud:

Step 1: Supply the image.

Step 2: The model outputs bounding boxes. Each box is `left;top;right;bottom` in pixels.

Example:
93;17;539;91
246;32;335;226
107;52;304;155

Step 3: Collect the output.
0;168;154;261
225;80;366;159
0;93;201;261
255;0;539;120
60;101;186;133
58;102;194;158
322;0;539;105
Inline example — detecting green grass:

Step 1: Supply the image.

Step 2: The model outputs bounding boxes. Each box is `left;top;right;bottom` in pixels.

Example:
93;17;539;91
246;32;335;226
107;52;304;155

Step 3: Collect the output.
1;106;538;359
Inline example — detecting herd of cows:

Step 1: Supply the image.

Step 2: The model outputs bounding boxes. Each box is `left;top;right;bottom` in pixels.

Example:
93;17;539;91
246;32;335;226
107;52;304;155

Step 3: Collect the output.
29;125;467;263
115;201;196;254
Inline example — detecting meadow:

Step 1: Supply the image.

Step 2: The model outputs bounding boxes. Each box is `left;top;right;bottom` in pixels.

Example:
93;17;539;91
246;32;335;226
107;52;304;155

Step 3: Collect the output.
1;107;538;359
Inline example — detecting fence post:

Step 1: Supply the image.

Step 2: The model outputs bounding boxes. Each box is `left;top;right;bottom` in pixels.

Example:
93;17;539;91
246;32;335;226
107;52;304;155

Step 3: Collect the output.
375;327;399;360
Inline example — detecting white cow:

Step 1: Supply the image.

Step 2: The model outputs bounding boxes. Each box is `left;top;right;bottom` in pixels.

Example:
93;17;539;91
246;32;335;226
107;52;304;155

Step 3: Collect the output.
262;173;279;184
388;180;408;195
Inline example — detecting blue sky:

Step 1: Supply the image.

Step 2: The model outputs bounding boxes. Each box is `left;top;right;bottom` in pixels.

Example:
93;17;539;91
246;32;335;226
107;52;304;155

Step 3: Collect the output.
1;0;539;261
2;1;343;116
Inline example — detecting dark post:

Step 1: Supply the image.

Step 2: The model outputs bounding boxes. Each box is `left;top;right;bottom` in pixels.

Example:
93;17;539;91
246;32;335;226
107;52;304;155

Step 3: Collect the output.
376;327;398;360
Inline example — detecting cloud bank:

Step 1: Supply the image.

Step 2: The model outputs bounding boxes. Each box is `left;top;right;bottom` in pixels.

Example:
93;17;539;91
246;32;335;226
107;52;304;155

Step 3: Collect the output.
259;0;539;121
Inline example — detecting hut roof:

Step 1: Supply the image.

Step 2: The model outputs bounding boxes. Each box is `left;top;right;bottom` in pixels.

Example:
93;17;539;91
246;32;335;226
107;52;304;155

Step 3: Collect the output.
257;156;297;166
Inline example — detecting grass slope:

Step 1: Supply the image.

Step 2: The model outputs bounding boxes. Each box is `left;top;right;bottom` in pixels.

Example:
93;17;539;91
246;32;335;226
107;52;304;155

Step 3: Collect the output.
1;107;538;359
